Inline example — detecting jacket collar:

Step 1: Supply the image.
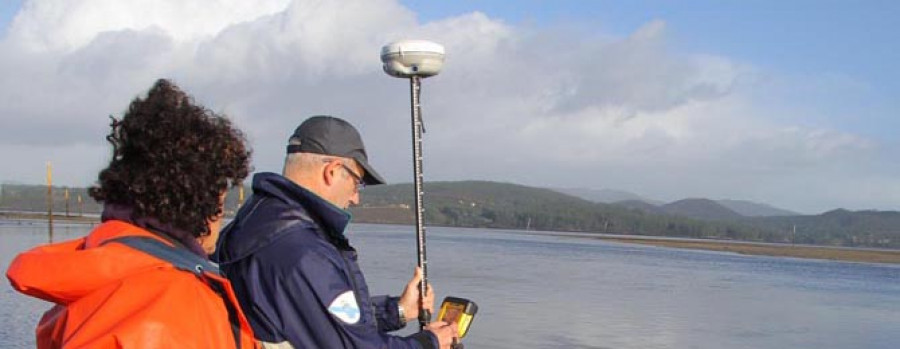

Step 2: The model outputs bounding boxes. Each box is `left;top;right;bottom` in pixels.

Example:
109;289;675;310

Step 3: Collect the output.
100;203;207;257
253;172;352;244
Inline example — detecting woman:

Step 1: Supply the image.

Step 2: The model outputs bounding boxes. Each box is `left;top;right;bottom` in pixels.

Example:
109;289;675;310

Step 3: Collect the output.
6;79;258;348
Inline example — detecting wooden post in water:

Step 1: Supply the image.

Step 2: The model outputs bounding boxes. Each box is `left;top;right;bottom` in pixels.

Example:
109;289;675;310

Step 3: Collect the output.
64;187;70;217
47;162;54;242
238;184;245;208
791;224;796;246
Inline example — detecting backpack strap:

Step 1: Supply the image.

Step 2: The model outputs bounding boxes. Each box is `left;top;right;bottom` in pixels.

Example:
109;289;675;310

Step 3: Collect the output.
103;235;220;276
102;236;246;348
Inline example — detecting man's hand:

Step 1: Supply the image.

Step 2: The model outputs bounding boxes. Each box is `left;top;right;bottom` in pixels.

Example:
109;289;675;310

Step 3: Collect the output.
399;267;434;322
425;321;459;349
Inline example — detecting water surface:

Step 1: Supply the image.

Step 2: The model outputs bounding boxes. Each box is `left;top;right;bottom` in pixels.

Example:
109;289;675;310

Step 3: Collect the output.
2;222;898;348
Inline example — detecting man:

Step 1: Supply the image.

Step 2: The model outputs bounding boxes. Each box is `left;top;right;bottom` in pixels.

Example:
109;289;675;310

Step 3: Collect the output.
214;115;458;348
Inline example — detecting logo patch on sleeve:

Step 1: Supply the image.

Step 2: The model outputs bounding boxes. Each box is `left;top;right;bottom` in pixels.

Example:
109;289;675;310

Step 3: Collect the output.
328;290;361;324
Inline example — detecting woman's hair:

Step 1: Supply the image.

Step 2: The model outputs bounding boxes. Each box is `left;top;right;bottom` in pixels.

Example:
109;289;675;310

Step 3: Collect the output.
89;79;251;237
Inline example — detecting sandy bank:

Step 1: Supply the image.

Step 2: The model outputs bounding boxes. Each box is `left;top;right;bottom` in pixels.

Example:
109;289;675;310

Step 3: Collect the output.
592;236;900;264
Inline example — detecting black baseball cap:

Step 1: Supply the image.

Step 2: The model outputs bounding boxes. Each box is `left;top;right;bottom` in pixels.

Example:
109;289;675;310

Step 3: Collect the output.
287;115;386;185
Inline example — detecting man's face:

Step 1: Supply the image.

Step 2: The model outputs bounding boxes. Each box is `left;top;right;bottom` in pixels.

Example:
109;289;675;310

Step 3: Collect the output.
329;159;364;210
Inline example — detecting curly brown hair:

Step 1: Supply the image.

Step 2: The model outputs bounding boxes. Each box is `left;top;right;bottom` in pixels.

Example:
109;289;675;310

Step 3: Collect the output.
89;79;251;237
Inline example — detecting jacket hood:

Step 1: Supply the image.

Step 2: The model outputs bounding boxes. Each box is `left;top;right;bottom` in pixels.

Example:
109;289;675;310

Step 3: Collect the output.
214;172;353;265
6;221;174;304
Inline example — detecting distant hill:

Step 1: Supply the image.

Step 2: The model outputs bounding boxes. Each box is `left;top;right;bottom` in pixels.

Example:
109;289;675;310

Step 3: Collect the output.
612;198;797;220
3;181;898;249
613;200;665;215
352;181;900;248
358;181;614;231
559;187;797;218
552;187;661;204
753;209;900;247
553;188;799;219
717;199;798;217
662;198;744;221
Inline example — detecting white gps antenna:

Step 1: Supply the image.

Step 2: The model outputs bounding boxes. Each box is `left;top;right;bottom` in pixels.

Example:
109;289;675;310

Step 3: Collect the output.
381;39;445;78
381;40;444;330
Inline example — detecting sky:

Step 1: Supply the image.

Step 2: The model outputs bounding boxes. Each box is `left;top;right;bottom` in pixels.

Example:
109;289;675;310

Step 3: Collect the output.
0;0;897;214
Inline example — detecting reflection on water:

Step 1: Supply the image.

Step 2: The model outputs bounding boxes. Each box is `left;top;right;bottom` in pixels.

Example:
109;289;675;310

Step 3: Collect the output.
3;222;899;348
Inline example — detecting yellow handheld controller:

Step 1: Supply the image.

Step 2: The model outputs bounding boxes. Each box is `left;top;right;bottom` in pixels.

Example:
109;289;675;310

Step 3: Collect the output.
437;296;478;338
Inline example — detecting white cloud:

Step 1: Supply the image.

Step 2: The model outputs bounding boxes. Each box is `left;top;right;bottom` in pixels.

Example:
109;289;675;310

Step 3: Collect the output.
0;0;895;213
6;0;292;52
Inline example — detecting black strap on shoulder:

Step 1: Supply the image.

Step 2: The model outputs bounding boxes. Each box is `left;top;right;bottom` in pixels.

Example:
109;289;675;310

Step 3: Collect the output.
103;235;245;348
103;235;220;275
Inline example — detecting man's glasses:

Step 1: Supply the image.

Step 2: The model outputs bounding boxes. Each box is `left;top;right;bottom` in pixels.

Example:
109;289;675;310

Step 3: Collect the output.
338;162;366;192
322;158;366;192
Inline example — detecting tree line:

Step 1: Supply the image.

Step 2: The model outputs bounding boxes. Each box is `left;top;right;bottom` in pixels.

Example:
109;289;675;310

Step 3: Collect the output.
4;181;898;249
355;181;900;249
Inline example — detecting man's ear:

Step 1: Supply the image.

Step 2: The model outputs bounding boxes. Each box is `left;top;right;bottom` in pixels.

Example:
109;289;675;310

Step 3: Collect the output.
322;160;339;186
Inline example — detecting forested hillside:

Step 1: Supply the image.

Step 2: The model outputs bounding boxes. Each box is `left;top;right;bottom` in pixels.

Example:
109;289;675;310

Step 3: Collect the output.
3;182;898;249
355;182;776;240
354;181;899;248
753;209;900;247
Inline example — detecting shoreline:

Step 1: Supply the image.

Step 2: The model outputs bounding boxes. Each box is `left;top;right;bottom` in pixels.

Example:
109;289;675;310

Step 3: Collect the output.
0;211;99;224
5;212;899;264
575;234;900;264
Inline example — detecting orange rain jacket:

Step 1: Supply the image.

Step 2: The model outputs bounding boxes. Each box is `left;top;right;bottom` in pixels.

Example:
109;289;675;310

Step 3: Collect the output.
6;220;259;348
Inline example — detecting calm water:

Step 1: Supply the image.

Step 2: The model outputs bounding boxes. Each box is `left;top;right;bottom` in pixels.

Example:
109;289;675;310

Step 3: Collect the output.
2;221;899;348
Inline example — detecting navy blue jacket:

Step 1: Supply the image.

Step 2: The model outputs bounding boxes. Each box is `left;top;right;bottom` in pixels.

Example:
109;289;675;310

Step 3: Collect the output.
214;173;436;349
